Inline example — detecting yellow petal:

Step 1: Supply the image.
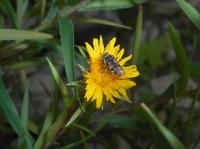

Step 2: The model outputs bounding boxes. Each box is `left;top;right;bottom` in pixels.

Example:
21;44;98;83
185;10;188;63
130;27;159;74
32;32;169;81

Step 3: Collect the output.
96;87;103;109
118;88;129;99
117;80;136;88
93;38;99;52
113;45;120;58
85;42;94;57
123;66;140;78
99;35;104;54
117;48;124;61
108;88;120;98
103;88;116;103
85;83;97;101
105;37;116;54
119;54;132;66
124;70;140;78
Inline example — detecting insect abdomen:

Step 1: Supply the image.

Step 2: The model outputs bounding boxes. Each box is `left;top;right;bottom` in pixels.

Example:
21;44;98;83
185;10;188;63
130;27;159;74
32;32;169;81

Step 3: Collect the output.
102;53;124;76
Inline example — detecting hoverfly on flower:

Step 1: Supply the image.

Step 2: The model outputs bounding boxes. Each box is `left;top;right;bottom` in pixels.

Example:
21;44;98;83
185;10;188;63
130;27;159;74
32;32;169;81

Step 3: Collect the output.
84;36;139;109
102;52;125;76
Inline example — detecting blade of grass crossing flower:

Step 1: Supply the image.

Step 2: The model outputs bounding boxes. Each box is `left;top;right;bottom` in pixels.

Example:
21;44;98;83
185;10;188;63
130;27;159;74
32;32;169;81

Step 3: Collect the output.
59;17;82;108
132;5;143;64
0;29;53;41
0;79;32;149
46;58;69;107
168;23;190;96
80;0;146;11
140;103;185;149
176;0;200;31
0;0;18;28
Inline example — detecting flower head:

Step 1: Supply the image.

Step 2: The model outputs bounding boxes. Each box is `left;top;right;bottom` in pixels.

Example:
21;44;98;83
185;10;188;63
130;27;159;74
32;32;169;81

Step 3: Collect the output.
84;36;139;109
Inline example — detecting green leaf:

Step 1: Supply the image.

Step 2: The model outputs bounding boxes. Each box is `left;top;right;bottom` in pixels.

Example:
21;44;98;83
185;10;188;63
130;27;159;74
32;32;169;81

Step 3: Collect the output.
168;23;190;95
45;109;69;148
176;0;200;31
65;106;83;127
58;17;75;84
45;58;76;147
37;0;57;31
17;0;24;28
0;29;53;41
59;16;82;108
0;79;32;149
46;58;69;107
71;17;132;30
141;103;185;149
80;0;146;11
132;5;143;64
71;123;95;136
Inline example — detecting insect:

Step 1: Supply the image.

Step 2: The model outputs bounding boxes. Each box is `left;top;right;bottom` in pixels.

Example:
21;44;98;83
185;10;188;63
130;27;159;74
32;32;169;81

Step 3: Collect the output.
102;53;124;76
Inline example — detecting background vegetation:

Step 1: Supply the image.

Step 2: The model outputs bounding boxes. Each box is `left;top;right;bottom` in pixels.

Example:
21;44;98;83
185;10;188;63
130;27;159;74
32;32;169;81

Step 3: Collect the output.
0;0;200;148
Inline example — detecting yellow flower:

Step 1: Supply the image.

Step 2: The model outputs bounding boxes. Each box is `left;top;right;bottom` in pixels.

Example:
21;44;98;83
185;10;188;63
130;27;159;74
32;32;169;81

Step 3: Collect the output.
84;36;140;109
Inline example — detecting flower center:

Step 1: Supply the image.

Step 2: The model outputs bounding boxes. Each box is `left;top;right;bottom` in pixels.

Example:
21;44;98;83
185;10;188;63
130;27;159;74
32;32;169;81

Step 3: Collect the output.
90;58;118;86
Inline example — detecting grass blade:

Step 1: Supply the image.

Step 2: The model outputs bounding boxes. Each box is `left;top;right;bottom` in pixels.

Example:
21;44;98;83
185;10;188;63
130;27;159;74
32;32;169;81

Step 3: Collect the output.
17;0;23;28
45;58;74;148
141;103;185;149
168;23;190;95
0;29;53;41
132;5;143;64
80;0;146;11
58;17;75;84
46;58;69;107
71;123;95;136
0;0;17;28
34;80;56;149
21;78;29;128
45;109;69;148
176;0;200;31
65;107;83;127
59;16;82;108
0;79;32;149
71;17;132;30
